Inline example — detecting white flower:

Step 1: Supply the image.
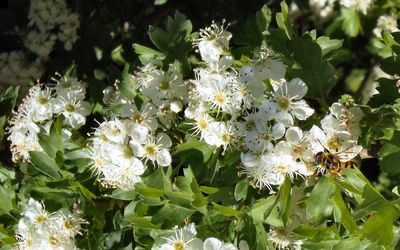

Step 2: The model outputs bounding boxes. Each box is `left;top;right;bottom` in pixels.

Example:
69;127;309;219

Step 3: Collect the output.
102;86;127;106
196;20;232;62
26;86;54;122
341;0;373;15
53;75;86;101
268;227;297;250
203;122;235;150
203;237;237;250
120;102;158;137
152;223;202;250
275;126;315;164
141;66;189;107
309;0;336;18
271;78;314;126
309;125;362;162
53;94;91;129
130;133;172;167
325;102;363;138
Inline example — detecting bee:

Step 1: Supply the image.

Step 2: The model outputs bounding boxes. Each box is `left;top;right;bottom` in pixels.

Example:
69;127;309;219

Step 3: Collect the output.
315;142;359;176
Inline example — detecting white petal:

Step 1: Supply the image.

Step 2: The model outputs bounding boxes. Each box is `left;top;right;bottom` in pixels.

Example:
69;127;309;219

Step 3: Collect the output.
156;133;172;148
187;238;204;250
330;102;344;117
156;148;171;166
321;114;341;132
291;100;314;120
221;243;238;250
129;139;144;157
255;59;286;81
247;79;265;99
218;55;234;70
203;237;222;250
239;65;255;83
271;123;285;140
275;111;294;127
259;99;277;121
131;124;148;142
287;78;308;99
77;101;92;116
285;126;302;144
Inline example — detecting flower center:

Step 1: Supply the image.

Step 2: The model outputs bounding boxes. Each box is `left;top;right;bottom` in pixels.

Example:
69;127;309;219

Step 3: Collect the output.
246;120;255;130
263;134;270;141
145;144;157;156
214;92;227;105
65;104;75;112
49;234;60;246
60;81;72;89
111;127;121;136
173;240;185;250
327;136;340;151
198;118;208;130
64;218;74;229
95;158;103;167
221;133;231;144
159;80;170;90
26;237;34;246
276;164;289;173
277;96;291;110
36;214;47;224
38;96;49;105
123;145;134;158
133;114;144;124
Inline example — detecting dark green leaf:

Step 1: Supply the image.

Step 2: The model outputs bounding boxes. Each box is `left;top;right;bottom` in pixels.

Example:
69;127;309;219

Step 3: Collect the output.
306;176;336;225
29;151;61;179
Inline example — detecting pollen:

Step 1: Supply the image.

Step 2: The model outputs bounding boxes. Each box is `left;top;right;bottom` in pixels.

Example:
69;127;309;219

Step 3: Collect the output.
173;240;185;250
277;96;291;110
145;144;157;156
214;92;227;105
159;80;170;90
65;104;75;112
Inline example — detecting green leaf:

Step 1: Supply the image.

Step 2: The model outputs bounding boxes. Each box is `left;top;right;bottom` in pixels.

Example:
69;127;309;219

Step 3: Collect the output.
248;196;275;223
111;45;126;65
118;65;138;100
332;188;360;234
29;151;61;179
256;5;272;35
112;188;138;200
287;34;338;98
306;176;336;225
278;177;291;225
37;123;63;159
125;216;161;229
72;182;97;199
316;36;343;58
0;186;15;216
341;7;361;37
151;204;194;228
213;202;239;216
380;149;400;175
0;86;19;140
369;78;399;108
276;1;294;38
183;168;206;208
234;180;249;201
132;43;165;66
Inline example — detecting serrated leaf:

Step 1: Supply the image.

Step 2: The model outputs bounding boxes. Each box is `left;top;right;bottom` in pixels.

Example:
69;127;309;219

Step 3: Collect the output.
213;202;239;216
287;34;338;98
332;189;360;234
151;204;194;228
29;151;61;179
0;86;19;140
132;43;165;66
234;180;248;201
256;5;272;35
126;216;161;229
307;176;336;225
278;177;291;225
317;36;343;57
118;65;138;100
341;7;361;37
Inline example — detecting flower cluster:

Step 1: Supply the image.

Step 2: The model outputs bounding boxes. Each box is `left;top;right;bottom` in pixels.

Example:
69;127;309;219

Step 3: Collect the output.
151;223;249;250
28;0;80;53
186;22;318;189
15;198;85;249
0;51;44;90
8;74;90;162
0;0;80;90
88;101;172;188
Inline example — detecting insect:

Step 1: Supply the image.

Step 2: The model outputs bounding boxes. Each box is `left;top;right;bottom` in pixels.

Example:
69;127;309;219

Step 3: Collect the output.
315;141;359;176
